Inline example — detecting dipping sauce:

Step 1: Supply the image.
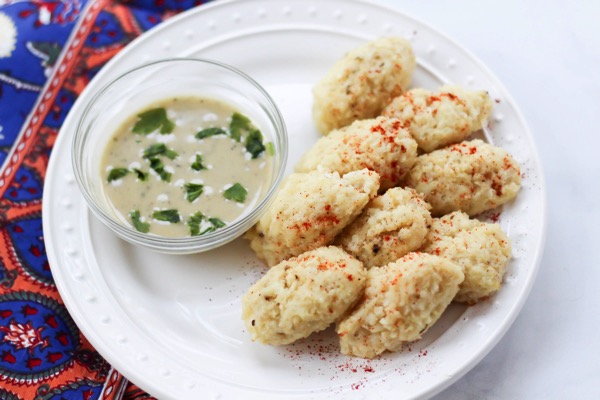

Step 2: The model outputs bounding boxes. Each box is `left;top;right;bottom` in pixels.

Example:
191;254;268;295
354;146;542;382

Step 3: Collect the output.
101;97;274;237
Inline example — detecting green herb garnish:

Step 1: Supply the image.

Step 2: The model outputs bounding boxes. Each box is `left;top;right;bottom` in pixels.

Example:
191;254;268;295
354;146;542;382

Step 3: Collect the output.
229;112;252;142
132;108;175;135
245;128;265;159
199;226;218;235
143;143;178;160
132;168;148;181
191;154;207;171
107;168;129;182
265;142;275;156
152;209;180;223
148;157;172;182
208;217;226;228
223;183;248;203
196;127;227;139
187;212;206;236
130;210;150;233
187;212;227;236
184;183;204;202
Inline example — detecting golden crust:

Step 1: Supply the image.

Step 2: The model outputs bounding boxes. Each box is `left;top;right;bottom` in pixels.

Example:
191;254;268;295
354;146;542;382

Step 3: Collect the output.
405;140;521;216
383;85;492;152
337;187;432;268
296;117;418;190
313;37;415;134
422;211;511;304
337;253;463;358
242;246;366;345
245;169;380;266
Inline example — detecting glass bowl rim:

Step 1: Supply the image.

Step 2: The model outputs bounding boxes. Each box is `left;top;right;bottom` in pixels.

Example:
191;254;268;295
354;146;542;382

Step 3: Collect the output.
71;57;288;252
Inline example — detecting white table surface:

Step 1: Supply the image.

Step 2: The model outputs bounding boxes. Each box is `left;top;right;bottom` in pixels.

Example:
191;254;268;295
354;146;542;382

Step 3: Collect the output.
374;0;600;398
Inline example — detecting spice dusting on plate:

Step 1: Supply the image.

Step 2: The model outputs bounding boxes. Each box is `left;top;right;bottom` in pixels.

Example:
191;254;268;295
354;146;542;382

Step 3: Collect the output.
101;96;273;237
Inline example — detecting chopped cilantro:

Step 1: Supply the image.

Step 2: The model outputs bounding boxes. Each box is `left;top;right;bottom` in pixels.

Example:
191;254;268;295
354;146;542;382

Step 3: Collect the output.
107;168;129;182
148;157;172;182
208;217;226;228
143;143;178;160
199;226;217;235
152;209;180;223
132;168;148;181
223;183;248;203
187;212;227;236
184;183;204;202
245;128;265;159
196;127;227;139
229;112;252;142
187;212;205;236
230;113;252;141
129;210;150;233
265;142;275;156
132;108;175;135
191;154;207;171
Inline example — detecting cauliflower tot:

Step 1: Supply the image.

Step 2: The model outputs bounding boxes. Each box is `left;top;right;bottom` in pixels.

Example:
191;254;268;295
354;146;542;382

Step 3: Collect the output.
245;169;380;266
422;211;511;304
242;246;367;345
313;37;416;134
337;188;431;268
383;86;492;152
296;117;418;190
405;140;521;216
337;253;463;359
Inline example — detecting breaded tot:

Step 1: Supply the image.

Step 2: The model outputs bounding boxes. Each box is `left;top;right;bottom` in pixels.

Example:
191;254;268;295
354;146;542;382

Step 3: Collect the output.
337;188;431;268
422;211;511;304
405;140;521;216
313;37;416;134
296;117;418;190
337;253;463;359
245;169;380;266
242;246;367;345
382;86;492;152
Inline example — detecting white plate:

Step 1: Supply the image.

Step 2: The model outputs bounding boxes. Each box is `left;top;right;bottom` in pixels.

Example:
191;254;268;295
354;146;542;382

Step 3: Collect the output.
43;0;546;398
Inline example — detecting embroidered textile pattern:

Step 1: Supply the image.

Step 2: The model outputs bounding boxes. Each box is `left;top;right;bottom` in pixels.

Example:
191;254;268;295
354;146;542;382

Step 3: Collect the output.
0;1;213;398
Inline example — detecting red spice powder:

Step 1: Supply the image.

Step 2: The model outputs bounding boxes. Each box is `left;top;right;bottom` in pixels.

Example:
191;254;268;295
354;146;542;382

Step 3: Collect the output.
488;212;501;223
391;273;403;285
317;261;334;271
370;124;385;134
316;215;340;225
426;95;441;105
289;222;312;231
491;181;503;196
441;92;459;101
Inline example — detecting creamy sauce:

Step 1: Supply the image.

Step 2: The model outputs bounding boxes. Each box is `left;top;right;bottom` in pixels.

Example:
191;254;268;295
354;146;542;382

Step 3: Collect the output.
101;97;273;237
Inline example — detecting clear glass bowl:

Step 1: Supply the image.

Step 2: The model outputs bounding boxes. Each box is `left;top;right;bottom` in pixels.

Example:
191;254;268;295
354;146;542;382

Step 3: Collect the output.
72;58;288;254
